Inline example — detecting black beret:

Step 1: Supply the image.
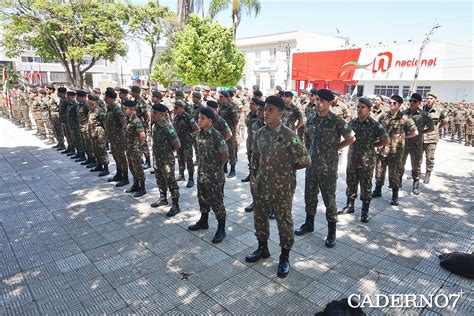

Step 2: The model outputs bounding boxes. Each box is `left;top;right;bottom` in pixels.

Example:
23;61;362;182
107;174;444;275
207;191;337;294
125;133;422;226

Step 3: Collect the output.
130;85;140;93
66;91;76;96
192;92;202;99
253;90;263;97
309;88;318;95
119;88;129;94
275;85;283;91
46;84;55;90
229;87;236;93
220;90;229;97
175;90;184;97
228;90;235;97
105;90;117;99
76;90;87;97
31;88;38;94
200;107;216;120
88;94;99;101
409;93;422;102
300;89;309;95
265;95;285;110
390;95;404;104
284;91;294;98
332;90;342;96
175;100;186;107
193;86;201;92
93;88;101;94
317;89;335;102
39;89;47;95
18;86;25;91
152;90;163;98
206;100;219;109
252;98;265;107
123;100;137;108
105;87;114;92
152;103;167;112
57;87;67;93
210;86;217;91
358;97;372;108
183;86;192;93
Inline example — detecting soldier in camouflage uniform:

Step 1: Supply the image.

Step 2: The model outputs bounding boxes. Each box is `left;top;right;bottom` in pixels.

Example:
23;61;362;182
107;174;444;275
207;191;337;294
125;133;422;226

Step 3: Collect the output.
371;95;386;121
174;99;200;188
87;94;109;176
188;108;229;244
218;90;239;177
65;90;82;157
465;104;474;147
295;89;354;248
17;86;32;130
282;91;304;133
131;85;151;169
207;100;233;141
104;89;129;187
150;103;182;217
245;96;311;279
338;98;389;223
123;100;147;197
331;90;352;121
118;88;129;109
372;95;418;206
451;103;466;142
39;89;55;144
57;87;72;152
241;97;260;183
47;86;65;150
31;89;45;138
401;93;434;195
75;90;94;164
235;85;248;147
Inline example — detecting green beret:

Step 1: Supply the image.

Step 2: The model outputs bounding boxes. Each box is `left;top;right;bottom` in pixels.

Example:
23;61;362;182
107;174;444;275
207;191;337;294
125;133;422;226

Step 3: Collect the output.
152;103;167;112
317;89;334;102
57;87;67;93
130;85;140;93
284;91;294;98
200;107;216;120
192;92;201;99
175;90;184;97
220;90;229;97
252;97;265;107
31;88;38;94
88;94;100;101
76;90;87;97
105;90;117;99
358;97;372;108
390;95;404;104
309;88;318;95
152;90;163;98
265;95;285;110
39;89;47;95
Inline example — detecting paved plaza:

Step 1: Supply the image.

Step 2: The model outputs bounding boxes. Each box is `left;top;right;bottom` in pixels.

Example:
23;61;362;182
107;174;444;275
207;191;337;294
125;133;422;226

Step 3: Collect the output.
0;116;472;315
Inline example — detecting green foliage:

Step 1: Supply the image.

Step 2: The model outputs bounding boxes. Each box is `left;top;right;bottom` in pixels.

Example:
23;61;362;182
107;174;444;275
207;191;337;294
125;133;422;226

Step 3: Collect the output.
150;49;177;87
171;14;244;86
208;0;261;37
1;64;21;84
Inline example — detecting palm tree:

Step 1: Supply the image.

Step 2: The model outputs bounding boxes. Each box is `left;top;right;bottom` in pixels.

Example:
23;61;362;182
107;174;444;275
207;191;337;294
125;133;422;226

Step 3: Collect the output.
208;0;261;39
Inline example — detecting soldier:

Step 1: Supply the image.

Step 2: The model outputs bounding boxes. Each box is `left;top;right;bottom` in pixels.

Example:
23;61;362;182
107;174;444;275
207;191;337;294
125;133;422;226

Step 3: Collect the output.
245;96;311;278
401;93;434;195
188;108;229;244
303;89;318;149
65;90;82;158
191;92;203;121
295;89;355;248
47;85;65;150
130;85;151;170
150;103;182;216
104;89;129;187
218;91;239;177
331;90;352;121
118;88;129;108
282;91;304;133
371;95;386;121
206;100;233;141
451;103;466;142
17;86;32;130
338;98;389;223
465;104;474;147
235;85;248;146
76;90;94;164
242;97;260;183
253;89;263;101
39;89;55;144
174;99;200;188
123;100;147;197
58;87;72;152
31;88;46;138
87;94;109;176
372;95;418;205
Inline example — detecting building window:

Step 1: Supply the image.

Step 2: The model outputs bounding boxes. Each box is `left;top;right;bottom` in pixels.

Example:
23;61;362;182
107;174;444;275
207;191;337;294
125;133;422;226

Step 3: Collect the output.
269;48;276;61
255;50;261;59
374;85;399;97
269;74;275;89
416;86;431;98
50;72;69;82
402;86;410;98
255;74;260;89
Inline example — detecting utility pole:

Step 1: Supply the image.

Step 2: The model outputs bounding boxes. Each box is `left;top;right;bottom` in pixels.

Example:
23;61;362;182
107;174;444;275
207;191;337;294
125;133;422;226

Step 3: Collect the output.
411;23;441;94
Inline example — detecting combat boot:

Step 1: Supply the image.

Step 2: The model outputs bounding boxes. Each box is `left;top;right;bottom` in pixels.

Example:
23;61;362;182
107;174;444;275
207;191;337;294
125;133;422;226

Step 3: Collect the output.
166;198;181;217
75;152;87;162
390;188;399;206
277;248;290;278
227;164;236;178
133;180;147;197
412;180;420;195
361;201;370;223
372;185;382;198
98;165;109;177
52;143;61;149
81;155;92;165
188;213;209;231
325;222;336;248
61;146;71;154
269;207;276;220
125;180;139;193
66;149;76;156
244;202;254;212
245;240;270;263
86;158;97;169
56;144;66;151
241;174;250;183
176;171;185;182
223;163;228;173
212;220;226;243
150;193;168;208
116;171;129;187
424;171;431;184
186;172;194;188
295;214;315;236
142;156;151;170
90;164;103;172
71;152;81;159
338;197;355;214
108;168;122;182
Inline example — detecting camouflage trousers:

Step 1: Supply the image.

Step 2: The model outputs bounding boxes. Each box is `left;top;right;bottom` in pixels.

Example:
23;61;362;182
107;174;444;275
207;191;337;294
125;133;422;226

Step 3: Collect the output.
304;165;338;223
141;128;150;159
346;164;375;202
451;123;464;140
401;142;423;181
423;143;437;172
226;133;238;165
254;194;294;250
466;133;474;146
20;105;31;128
62;122;73;149
70;126;83;152
33;111;45;135
126;146;146;182
80;129;94;158
110;138;128;174
177;142;194;174
50;113;64;145
236;116;245;146
154;159;179;200
92;128;109;166
41;111;54;139
375;151;404;190
197;178;226;221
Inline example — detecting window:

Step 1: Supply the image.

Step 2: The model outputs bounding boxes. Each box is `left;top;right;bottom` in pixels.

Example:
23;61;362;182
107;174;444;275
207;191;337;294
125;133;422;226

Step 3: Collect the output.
255;74;260;89
269;48;276;60
374;85;399;97
269;74;275;89
402;86;410;98
416;86;431;98
255;50;261;59
50;72;68;82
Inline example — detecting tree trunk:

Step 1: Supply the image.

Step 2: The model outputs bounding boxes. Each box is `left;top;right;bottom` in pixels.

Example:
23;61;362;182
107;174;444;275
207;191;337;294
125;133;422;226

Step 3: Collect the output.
149;45;156;81
232;13;239;39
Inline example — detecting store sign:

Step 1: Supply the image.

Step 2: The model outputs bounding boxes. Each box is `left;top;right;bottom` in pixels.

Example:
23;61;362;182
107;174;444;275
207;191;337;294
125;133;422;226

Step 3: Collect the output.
253;64;278;72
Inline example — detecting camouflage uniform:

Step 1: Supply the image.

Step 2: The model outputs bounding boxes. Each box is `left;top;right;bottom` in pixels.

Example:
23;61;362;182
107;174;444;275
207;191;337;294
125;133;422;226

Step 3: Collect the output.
125;113;146;182
305;112;353;223
371;107;385;122
152;120;181;200
18;92;31;128
59;95;72;148
105;102;128;175
88;103;108;167
191;101;203;154
245;111;259;165
423;105;447;171
218;102;239;165
303;101;317;149
196;126;228;221
77;101;94;159
67;100;82;152
235;95;248;146
331;100;351;121
48;94;65;146
251;124;310;249
346;117;388;202
32;95;45;135
282;103;303;133
375;111;417;189
451;108;466;141
40;95;54;140
401;108;434;181
174;111;198;177
465;108;474;146
212;113;231;138
135;97;151;159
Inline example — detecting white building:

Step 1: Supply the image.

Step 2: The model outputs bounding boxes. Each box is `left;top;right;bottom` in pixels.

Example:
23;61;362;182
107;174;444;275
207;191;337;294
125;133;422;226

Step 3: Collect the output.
236;31;346;95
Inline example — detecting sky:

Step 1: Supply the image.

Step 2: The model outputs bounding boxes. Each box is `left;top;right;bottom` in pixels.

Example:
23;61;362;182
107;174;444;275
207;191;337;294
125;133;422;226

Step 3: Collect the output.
127;0;473;67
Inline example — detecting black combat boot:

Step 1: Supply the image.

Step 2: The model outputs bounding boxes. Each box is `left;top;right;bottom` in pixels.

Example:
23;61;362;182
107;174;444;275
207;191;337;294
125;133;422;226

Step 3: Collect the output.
186;172;194;188
268;206;276;220
125;179;139;193
212;220;226;243
133;180;147;197
424;171;431;184
176;171;185;182
241;174;250;182
188;213;209;231
71;152;81;159
66;149;76;156
86;158;97;168
277;248;290;278
142;156;151;170
372;185;382;198
390;188;399;206
108;168;122;182
227;164;236;178
166;198;181;217
75;152;87;162
245;240;270;263
150;192;168;208
61;146;72;154
52;143;61;149
295;214;315;236
223;163;228;173
325;222;336;248
56;144;66;151
98;165;109;177
361;201;370;223
338;197;355;214
90;164;103;172
412;180;420;195
116;171;129;187
244;202;254;212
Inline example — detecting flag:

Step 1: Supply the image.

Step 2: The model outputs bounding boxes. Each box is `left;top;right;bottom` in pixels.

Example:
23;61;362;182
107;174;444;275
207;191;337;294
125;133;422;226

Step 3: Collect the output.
37;69;42;85
24;71;29;83
30;69;35;85
2;66;11;112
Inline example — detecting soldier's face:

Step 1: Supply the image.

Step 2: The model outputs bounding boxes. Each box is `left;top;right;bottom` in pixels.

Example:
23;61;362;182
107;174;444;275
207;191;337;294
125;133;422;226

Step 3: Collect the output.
153;110;164;122
264;104;280;125
152;96;161;104
192;96;200;104
310;94;316;103
77;96;86;103
409;99;420;110
249;101;257;112
389;100;401;112
198;113;212;129
374;97;382;106
174;106;184;115
257;106;264;120
316;97;330;113
358;104;370;118
124;107;134;116
426;96;436;107
131;91;139;98
284;96;292;105
67;95;75;102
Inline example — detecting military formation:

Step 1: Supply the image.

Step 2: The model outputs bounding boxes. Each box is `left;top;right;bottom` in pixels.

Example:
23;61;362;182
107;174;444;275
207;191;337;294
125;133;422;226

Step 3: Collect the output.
3;82;474;279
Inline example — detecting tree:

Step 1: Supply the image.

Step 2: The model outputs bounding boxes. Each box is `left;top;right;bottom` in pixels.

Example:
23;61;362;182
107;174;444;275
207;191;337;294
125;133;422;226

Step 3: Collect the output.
150;49;177;87
127;0;177;76
208;0;261;38
1;64;21;85
171;14;244;86
0;0;127;87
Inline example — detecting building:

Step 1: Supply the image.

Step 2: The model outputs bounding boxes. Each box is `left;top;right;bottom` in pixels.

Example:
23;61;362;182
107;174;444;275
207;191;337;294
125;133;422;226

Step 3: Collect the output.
236;31;346;95
292;41;474;102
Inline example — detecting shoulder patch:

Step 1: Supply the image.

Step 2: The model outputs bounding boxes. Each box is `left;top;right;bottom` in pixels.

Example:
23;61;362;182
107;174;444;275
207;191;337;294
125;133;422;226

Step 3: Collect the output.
292;136;301;145
220;139;226;146
168;127;176;134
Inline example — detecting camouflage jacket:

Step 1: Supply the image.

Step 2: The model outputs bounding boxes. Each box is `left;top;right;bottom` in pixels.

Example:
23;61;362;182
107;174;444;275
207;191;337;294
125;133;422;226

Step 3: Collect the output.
331;100;351;121
370;107;385;122
218;103;239;131
67;101;79;128
304;102;317;121
245;112;259;138
125;113;144;151
173;112;198;146
88;104;106;137
196;126;228;185
76;102;90;133
105;103;126;143
134;96;149;127
422;105;447;143
58;96;68;123
191;102;203;121
251;123;311;199
348;117;388;168
282;104;303;131
402;108;434;147
39;96;50;113
213;114;231;138
31;96;42;112
452;109;467;124
152;119;180;164
378;110;417;155
48;94;61;113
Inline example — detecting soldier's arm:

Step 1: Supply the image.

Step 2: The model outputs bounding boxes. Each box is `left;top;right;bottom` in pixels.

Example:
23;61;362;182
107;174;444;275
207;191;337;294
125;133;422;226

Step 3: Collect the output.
169;126;181;151
422;113;435;134
289;134;311;169
216;136;229;166
223;122;233;141
295;109;304;130
337;119;356;150
138;131;146;144
404;118;419;138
